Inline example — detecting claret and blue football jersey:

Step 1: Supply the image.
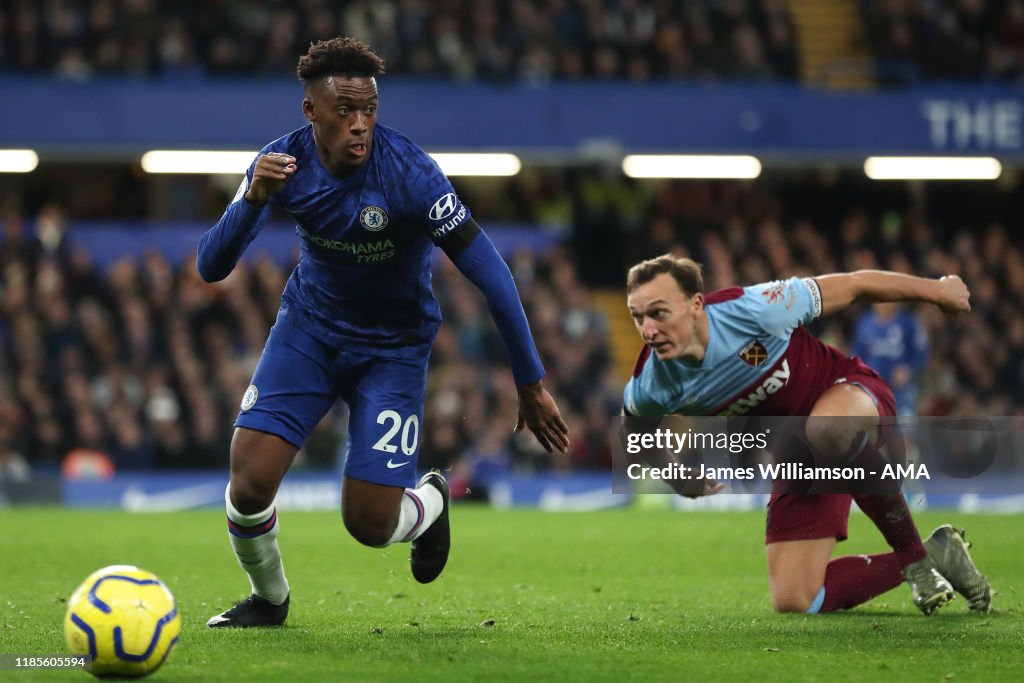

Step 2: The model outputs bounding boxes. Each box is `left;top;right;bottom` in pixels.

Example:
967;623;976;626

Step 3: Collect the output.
625;277;863;417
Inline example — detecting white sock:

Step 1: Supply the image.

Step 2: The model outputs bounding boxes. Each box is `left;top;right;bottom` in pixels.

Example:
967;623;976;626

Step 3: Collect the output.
225;485;289;605
384;483;443;546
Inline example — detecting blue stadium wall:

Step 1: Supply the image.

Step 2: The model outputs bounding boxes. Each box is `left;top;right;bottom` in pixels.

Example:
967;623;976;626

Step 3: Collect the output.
3;79;1023;159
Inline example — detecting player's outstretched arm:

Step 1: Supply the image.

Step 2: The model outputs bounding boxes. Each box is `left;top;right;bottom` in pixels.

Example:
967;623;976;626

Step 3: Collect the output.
815;271;970;317
444;226;569;453
196;153;296;282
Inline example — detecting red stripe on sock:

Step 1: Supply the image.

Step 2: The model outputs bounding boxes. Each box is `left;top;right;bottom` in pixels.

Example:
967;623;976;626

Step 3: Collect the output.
227;508;277;537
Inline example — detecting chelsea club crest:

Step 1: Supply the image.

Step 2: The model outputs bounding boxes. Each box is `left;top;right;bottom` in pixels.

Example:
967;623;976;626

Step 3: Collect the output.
359;206;389;232
240;384;258;411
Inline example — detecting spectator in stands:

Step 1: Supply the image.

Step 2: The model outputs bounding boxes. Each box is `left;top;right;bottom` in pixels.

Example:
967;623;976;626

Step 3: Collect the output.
852;303;929;416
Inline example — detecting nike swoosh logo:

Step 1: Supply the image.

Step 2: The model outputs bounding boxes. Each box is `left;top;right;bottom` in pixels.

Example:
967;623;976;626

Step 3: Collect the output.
386;459;410;469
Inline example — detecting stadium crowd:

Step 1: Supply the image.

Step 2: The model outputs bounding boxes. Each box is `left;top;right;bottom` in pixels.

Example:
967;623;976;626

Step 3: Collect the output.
1;0;798;82
4;0;1024;84
2;172;1022;484
863;0;1024;82
0;204;616;482
0;4;1021;483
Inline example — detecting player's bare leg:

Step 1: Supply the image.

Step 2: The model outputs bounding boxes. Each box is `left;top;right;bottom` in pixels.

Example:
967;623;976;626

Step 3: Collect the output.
804;384;952;614
766;537;836;612
341;478;405;546
208;428;297;628
342;472;451;583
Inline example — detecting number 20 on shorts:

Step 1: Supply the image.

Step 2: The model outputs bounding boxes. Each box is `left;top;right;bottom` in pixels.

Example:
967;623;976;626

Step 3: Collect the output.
372;410;420;456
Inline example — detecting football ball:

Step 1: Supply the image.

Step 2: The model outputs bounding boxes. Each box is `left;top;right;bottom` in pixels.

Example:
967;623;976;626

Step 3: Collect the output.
64;565;181;678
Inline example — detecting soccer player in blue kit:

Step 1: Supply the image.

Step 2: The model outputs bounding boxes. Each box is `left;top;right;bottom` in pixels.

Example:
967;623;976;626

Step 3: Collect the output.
197;38;569;627
624;255;991;615
852;303;928;417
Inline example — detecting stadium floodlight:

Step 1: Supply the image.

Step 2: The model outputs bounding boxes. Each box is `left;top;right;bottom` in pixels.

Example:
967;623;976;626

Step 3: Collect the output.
864;156;1002;180
429;153;521;176
622;154;762;179
0;149;39;173
141;150;257;174
142;150;522;177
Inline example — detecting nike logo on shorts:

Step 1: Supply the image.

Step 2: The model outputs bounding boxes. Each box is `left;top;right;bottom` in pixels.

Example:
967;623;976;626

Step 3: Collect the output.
386;459;410;469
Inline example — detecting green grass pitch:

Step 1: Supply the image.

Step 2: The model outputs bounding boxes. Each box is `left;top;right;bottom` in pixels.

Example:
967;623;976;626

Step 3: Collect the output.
2;505;1021;682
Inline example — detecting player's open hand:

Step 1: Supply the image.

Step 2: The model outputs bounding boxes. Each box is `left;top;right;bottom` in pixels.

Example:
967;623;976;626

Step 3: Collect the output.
245;153;297;207
515;381;570;454
936;275;970;317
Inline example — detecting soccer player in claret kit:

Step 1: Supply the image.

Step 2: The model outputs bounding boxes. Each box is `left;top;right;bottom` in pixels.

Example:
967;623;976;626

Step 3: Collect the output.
197;38;569;628
624;255;991;615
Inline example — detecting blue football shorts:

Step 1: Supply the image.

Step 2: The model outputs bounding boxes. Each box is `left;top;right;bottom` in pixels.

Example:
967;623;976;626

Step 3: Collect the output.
234;313;428;488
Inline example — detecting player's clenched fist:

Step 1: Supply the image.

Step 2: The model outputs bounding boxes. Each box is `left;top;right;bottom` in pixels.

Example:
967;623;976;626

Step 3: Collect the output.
245;153;297;207
936;275;970;317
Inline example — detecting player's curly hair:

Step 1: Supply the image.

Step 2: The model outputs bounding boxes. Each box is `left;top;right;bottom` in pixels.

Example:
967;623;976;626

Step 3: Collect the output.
297;37;385;84
626;255;704;297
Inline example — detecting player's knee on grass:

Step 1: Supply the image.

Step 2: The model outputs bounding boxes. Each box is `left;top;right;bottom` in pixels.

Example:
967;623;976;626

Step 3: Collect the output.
770;585;820;613
767;539;833;613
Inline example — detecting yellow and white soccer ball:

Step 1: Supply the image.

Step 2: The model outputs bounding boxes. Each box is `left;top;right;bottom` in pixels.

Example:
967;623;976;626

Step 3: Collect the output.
64;565;181;678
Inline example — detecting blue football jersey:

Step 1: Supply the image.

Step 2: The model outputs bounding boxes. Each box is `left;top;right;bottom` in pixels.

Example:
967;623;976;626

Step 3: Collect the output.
851;308;928;415
624;277;855;417
232;124;472;357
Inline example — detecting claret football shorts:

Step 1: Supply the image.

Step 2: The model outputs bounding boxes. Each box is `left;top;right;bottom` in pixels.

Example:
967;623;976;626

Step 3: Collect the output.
765;360;897;545
234;313;427;488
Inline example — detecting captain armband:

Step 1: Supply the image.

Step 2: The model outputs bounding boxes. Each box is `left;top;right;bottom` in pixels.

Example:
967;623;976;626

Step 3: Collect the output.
436;217;482;260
